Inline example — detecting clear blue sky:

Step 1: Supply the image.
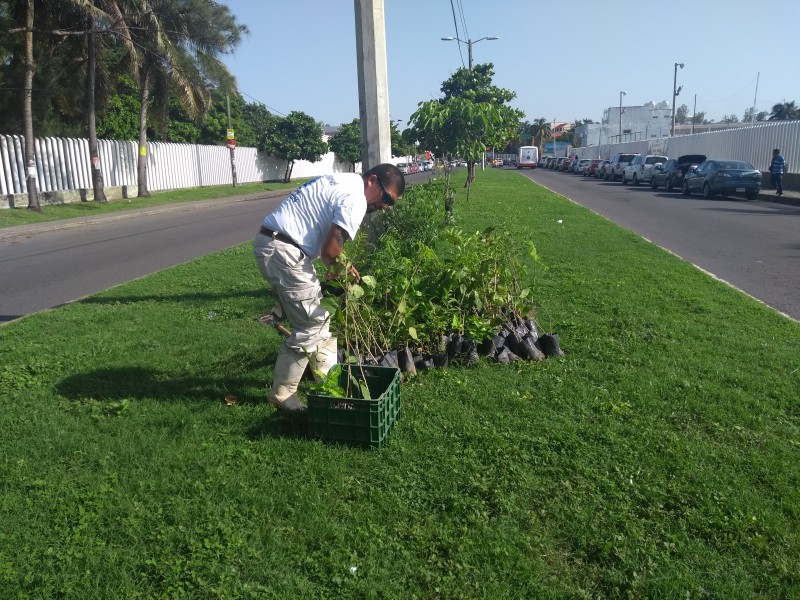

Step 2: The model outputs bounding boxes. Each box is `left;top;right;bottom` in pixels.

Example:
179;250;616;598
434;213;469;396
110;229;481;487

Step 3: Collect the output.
220;0;800;128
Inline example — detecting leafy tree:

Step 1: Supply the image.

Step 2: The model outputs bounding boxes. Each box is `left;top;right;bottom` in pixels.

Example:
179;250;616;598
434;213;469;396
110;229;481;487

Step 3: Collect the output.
239;102;274;148
531;117;551;154
769;101;799;121
411;62;522;218
676;104;689;124
96;74;139;139
439;64;516;105
195;89;255;147
692;111;706;124
721;114;739;123
390;121;413;159
328;118;361;172
412;94;521;218
256;111;327;182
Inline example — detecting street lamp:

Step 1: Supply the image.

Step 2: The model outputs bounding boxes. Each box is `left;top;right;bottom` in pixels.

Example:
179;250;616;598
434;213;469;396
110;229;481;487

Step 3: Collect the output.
671;62;684;137
619;91;627;141
440;35;499;69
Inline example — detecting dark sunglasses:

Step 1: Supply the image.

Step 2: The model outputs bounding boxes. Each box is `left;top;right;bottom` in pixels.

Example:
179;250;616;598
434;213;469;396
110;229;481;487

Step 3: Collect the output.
375;176;395;207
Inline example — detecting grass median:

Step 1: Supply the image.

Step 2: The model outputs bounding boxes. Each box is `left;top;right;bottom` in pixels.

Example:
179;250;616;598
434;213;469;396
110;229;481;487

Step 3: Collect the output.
0;168;798;597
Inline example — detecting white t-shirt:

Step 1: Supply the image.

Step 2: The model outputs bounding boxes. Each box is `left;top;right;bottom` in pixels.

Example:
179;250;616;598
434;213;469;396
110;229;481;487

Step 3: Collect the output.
261;174;367;259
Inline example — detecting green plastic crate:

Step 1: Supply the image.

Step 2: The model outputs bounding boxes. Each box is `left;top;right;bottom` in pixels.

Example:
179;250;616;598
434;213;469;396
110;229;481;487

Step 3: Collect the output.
307;365;401;448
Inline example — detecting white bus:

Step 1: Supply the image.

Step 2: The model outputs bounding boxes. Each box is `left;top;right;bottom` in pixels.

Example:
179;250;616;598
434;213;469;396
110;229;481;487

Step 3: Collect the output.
517;146;539;169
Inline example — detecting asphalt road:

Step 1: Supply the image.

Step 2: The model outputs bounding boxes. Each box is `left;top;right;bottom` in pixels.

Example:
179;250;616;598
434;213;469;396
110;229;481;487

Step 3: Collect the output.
0;192;287;322
520;167;800;321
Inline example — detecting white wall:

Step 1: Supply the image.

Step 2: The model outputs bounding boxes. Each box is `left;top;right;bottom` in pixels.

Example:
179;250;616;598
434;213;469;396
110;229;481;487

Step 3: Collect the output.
0;134;357;208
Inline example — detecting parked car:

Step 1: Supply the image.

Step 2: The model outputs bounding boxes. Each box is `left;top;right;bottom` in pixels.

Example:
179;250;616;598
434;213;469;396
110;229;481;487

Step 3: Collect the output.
587;159;603;177
492;158;504;167
621;154;668;186
602;153;637;181
576;158;593;175
594;159;610;178
682;159;761;200
649;154;707;192
396;162;410;175
560;158;574;172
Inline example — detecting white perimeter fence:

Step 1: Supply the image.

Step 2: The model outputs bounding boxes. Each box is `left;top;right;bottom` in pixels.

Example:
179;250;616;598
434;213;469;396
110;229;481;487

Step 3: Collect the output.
0;135;355;208
570;120;800;174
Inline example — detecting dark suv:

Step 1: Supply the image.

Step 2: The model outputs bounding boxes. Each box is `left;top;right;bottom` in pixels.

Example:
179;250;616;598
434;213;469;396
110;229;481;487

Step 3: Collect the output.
650;154;707;192
602;153;637;182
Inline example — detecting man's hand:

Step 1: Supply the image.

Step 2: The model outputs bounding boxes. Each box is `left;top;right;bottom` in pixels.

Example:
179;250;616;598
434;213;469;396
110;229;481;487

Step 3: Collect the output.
348;264;361;284
325;264;360;283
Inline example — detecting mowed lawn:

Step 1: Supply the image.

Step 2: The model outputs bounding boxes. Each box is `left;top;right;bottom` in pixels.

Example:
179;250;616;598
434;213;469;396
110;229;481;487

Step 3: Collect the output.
0;168;797;597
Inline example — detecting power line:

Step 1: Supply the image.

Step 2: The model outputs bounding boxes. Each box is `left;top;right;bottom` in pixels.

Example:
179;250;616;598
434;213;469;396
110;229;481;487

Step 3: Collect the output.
238;90;287;117
447;0;465;69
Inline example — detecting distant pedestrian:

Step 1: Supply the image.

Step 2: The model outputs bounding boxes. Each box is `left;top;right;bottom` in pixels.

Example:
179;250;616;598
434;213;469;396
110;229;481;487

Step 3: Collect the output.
769;148;786;196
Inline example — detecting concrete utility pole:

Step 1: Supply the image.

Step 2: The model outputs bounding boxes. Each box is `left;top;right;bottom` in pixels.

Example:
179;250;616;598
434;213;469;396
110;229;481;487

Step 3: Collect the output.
354;0;391;171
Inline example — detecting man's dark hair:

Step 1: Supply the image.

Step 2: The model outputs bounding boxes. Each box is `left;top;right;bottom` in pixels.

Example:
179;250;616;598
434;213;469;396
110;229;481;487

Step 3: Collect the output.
365;163;405;197
773;149;781;154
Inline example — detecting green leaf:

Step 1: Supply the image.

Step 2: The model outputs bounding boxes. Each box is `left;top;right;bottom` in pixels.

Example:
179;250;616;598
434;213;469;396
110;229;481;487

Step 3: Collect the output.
320;297;340;316
347;284;365;301
408;326;419;341
361;275;377;289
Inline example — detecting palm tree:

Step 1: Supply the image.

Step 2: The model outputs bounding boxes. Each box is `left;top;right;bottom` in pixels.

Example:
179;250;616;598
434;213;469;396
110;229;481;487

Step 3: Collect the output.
768;101;800;121
72;0;136;203
531;117;551;156
124;0;246;197
23;0;39;211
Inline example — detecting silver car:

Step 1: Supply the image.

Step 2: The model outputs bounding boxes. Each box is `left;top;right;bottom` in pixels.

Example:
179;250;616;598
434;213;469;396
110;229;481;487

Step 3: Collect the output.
621;154;668;186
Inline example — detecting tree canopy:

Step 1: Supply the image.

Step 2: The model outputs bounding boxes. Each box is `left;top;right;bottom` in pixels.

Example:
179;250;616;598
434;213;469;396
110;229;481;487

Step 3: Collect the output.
410;63;523;218
769;101;800;121
328;118;361;172
256;111;328;182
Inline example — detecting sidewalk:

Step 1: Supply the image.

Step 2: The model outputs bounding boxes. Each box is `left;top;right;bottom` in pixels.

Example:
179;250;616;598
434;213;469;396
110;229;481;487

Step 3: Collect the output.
757;187;800;206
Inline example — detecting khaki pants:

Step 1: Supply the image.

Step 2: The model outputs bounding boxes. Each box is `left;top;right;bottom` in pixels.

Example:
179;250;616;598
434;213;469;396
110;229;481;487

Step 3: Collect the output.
253;232;331;353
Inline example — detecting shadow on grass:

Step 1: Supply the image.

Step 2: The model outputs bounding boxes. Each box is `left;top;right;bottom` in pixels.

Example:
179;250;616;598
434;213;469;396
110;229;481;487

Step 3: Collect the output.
246;413;313;443
76;288;267;306
55;365;329;446
56;366;268;405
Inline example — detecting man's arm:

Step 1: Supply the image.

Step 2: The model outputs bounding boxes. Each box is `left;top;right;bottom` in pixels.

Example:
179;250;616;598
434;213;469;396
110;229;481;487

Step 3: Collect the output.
320;224;349;266
320;224;360;282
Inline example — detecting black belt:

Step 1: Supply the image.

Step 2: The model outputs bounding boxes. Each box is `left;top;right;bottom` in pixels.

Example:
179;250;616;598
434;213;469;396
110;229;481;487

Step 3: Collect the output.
259;226;305;256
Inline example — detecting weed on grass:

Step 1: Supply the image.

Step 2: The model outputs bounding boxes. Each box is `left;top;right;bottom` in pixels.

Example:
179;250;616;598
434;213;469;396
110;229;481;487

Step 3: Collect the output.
0;169;798;597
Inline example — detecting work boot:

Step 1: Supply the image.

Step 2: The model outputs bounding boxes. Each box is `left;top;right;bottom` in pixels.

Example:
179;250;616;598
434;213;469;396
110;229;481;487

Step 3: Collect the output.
309;337;338;381
268;345;309;415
